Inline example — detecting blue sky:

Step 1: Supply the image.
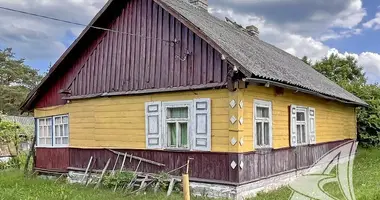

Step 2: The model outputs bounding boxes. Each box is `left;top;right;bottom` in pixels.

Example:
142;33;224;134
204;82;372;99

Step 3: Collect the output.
0;0;380;83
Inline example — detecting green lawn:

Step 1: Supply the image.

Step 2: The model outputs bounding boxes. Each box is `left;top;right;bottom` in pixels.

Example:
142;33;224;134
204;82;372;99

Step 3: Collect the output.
1;148;380;200
0;170;211;200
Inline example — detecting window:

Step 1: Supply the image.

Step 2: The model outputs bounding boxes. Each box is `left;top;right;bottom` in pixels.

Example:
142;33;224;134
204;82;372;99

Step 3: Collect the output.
290;105;316;147
296;107;307;145
145;99;211;151
37;115;69;147
38;118;52;146
54;116;69;146
166;107;190;149
254;100;272;148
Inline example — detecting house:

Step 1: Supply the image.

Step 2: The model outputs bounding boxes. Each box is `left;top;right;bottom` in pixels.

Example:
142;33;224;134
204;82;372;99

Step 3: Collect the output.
21;0;366;198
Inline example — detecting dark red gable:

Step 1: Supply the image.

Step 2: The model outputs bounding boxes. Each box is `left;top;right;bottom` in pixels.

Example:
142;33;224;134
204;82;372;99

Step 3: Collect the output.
33;0;229;109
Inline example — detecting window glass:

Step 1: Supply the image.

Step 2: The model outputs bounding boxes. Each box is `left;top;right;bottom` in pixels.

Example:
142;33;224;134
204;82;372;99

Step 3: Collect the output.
256;107;269;118
167;123;176;147
256;122;263;146
165;106;189;149
264;122;270;145
167;107;188;119
179;123;188;147
254;101;272;148
297;112;305;121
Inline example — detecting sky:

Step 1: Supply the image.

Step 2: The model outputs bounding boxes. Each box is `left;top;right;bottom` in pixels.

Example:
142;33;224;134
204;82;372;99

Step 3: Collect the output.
0;0;380;83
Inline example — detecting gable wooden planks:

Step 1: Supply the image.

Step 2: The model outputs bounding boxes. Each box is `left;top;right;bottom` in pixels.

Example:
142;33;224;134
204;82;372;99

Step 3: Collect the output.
35;0;228;108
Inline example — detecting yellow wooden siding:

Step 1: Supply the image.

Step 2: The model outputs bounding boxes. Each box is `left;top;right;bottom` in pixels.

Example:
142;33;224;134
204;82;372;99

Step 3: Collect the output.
35;89;230;152
242;85;357;151
34;86;357;153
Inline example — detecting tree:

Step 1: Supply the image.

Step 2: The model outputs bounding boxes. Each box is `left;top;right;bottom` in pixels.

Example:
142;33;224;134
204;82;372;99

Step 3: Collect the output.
312;53;380;147
0;48;42;115
301;56;311;66
313;54;366;86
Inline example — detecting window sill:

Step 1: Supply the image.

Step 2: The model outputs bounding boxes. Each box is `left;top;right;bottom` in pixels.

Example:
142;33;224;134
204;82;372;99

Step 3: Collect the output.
255;147;273;154
36;146;69;148
163;148;191;152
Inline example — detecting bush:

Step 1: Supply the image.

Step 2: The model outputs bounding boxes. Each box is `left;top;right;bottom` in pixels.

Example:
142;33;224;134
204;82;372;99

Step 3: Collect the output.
103;171;135;189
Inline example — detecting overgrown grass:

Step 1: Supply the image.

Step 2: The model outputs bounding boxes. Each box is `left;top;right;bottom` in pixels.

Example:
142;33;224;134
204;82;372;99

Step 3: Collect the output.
0;170;213;200
253;148;380;200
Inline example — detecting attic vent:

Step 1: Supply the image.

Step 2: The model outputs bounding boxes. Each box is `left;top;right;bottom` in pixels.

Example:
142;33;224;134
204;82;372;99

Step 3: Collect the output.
246;25;259;37
189;0;208;10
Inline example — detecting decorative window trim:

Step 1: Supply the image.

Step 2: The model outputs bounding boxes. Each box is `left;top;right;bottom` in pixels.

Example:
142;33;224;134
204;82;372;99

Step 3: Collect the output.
36;114;69;148
253;100;273;149
162;100;193;150
145;99;211;151
290;105;316;147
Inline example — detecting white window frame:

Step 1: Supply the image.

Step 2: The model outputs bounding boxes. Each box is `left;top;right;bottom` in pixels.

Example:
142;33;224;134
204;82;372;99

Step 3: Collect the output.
36;114;69;148
53;115;70;147
295;107;308;146
253;100;273;149
37;117;53;147
162;101;193;150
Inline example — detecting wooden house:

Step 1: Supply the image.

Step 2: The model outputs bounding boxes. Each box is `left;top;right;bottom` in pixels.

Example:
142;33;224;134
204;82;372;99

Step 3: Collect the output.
21;0;366;198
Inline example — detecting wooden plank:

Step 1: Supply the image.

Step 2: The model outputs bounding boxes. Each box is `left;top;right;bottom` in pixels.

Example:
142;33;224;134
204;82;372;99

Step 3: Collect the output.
207;44;214;82
108;149;165;167
172;16;180;87
166;178;176;196
155;5;163;88
181;25;188;86
81;156;93;182
95;158;111;189
139;0;147;90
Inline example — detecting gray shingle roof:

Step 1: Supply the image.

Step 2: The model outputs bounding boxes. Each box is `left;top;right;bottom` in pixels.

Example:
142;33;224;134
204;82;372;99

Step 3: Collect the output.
161;0;366;106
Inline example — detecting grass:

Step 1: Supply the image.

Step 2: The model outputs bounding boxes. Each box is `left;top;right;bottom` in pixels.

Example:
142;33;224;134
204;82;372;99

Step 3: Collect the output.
1;148;380;200
252;147;380;200
0;170;213;200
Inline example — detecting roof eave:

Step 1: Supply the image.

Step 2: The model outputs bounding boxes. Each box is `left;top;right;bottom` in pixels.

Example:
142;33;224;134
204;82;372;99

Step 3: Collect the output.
244;77;368;107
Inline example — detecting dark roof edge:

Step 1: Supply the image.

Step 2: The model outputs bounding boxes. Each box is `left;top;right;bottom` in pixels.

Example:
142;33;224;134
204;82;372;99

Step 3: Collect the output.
244;78;368;107
20;0;115;112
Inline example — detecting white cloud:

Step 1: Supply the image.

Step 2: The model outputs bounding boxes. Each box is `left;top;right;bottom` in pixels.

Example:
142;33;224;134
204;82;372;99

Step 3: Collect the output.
0;0;106;64
363;12;380;30
210;7;380;83
331;0;366;28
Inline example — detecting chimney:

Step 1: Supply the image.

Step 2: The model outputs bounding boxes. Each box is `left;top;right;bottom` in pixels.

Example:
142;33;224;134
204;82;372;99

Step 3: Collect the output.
246;25;260;37
189;0;208;10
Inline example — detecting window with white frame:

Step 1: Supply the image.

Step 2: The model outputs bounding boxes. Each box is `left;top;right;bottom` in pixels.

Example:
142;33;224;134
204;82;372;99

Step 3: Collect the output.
295;107;307;145
54;115;69;146
38;118;52;146
290;105;316;147
145;99;211;151
254;100;272;148
165;105;190;149
37;115;69;147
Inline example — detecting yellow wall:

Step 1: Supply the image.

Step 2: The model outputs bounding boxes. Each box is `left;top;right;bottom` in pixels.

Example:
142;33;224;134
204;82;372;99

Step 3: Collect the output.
34;85;357;153
34;89;230;152
241;85;357;151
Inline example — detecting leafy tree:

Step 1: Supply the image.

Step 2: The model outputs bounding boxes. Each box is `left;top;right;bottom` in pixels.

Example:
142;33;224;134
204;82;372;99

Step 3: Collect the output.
313;54;366;86
0;48;42;115
311;53;380;147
